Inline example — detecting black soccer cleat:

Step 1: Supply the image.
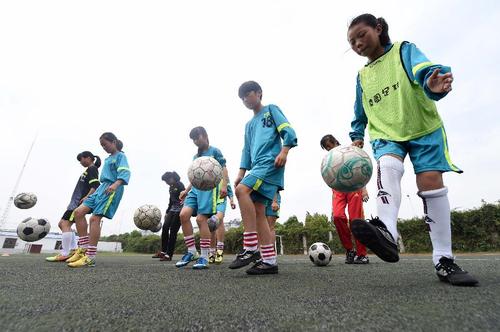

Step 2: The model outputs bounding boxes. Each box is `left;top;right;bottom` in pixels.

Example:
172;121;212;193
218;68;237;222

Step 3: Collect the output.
345;250;356;264
228;250;261;269
246;260;278;275
435;257;479;286
351;217;399;263
353;255;370;264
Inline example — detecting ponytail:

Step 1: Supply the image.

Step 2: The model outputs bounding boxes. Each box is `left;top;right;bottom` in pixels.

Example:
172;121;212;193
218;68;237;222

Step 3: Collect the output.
349;14;391;46
77;151;101;168
93;155;102;168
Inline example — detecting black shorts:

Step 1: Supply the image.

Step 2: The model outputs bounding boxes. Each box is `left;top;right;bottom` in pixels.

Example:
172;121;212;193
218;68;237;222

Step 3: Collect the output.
61;210;76;222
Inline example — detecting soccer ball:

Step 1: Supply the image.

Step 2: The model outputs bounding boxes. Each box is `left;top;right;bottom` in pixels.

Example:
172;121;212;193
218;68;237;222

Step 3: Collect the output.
17;217;51;242
14;192;37;209
133;205;162;231
321;145;373;192
309;242;333;266
150;221;162;233
188;156;223;191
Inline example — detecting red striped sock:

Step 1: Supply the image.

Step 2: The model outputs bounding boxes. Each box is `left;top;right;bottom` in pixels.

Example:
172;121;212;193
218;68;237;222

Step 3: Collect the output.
200;238;211;259
78;235;89;249
86;245;97;258
184;235;196;252
243;232;258;251
261;243;276;265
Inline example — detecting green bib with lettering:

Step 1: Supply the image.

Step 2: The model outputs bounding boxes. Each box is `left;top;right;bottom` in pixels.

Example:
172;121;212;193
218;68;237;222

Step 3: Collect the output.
359;42;442;141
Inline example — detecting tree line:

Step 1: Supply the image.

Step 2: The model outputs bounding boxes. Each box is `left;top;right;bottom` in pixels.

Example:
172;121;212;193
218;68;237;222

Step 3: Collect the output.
101;200;500;254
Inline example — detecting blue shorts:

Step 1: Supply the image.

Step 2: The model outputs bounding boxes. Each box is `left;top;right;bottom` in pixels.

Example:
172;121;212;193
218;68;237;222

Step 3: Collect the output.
371;126;462;174
184;185;225;216
83;183;124;219
265;192;281;217
240;174;279;205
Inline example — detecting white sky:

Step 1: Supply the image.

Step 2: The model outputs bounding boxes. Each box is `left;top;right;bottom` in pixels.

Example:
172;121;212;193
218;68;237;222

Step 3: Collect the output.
1;0;499;235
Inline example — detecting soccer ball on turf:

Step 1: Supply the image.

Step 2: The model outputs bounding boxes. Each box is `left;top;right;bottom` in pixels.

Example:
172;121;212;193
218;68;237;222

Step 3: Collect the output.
188;156;223;191
14;192;37;209
321;145;373;192
17;217;51;242
133;205;162;230
309;242;333;266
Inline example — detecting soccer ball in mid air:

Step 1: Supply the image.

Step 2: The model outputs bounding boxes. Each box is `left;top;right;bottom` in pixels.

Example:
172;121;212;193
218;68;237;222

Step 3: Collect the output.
321;145;373;192
17;217;51;242
14;192;38;209
133;205;162;231
188;156;223;191
309;242;333;266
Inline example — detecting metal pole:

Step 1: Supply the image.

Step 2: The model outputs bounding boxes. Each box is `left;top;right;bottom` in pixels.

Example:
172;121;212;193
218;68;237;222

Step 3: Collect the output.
0;134;38;230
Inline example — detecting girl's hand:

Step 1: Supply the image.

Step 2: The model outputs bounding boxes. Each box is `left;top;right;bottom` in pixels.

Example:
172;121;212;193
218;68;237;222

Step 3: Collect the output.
219;186;228;199
271;201;279;212
230;201;236;209
361;188;369;202
179;190;187;201
79;196;87;205
352;140;364;148
105;183;118;195
427;68;453;93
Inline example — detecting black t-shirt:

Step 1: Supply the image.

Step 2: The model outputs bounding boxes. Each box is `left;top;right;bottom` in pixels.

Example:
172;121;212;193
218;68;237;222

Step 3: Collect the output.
167;181;185;213
67;165;100;210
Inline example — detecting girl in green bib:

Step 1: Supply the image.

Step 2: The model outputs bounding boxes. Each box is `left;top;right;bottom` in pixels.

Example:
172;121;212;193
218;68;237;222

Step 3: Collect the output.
346;13;477;286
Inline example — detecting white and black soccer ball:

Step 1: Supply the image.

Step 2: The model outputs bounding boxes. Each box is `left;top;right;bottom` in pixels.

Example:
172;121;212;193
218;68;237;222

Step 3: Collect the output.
14;192;38;209
321;145;373;192
17;217;51;242
133;205;162;230
308;242;333;266
188;156;223;191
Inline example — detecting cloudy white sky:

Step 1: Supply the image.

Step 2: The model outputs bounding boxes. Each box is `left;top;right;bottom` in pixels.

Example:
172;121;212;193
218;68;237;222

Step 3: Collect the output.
1;0;499;236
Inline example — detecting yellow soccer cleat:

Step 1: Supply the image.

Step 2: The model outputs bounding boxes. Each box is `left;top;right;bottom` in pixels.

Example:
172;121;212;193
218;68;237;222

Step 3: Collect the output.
66;248;86;263
208;253;215;264
215;249;224;264
46;253;71;262
68;254;95;268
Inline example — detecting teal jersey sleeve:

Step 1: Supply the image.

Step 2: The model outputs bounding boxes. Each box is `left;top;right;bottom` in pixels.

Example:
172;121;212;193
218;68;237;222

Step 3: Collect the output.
400;41;450;101
349;74;368;142
212;147;226;168
116;153;131;185
240;123;252;170
269;105;298;148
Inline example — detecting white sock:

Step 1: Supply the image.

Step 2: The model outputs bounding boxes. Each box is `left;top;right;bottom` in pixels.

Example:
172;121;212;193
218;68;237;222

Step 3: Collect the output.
376;155;404;241
70;232;78;250
418;187;453;265
61;232;72;256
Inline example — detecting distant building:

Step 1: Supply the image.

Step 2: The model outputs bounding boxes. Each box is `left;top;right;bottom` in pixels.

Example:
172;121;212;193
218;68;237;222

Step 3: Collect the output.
0;230;122;254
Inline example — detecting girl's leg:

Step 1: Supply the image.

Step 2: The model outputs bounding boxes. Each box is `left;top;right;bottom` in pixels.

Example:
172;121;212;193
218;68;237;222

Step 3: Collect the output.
235;184;258;251
416;171;452;265
59;220;73;256
162;213;173;253
255;202;276;265
179;207;196;254
87;214;104;259
166;212;181;258
73;205;92;249
196;215;211;260
375;154;405;240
